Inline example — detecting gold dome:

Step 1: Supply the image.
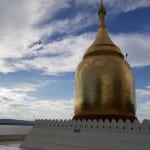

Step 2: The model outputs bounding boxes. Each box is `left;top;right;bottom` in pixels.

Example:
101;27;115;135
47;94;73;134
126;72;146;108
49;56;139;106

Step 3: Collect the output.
74;0;136;120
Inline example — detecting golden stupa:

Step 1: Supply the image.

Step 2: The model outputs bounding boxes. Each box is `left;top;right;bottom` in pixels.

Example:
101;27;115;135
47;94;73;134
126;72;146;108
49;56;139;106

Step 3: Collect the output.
74;0;136;120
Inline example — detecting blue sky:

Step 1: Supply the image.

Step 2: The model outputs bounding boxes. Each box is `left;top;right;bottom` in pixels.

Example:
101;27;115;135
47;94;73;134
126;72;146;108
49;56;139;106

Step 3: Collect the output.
0;0;150;121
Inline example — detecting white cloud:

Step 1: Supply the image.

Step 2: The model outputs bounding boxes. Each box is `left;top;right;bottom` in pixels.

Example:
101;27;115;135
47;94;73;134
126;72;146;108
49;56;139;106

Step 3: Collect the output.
0;0;149;74
0;0;71;28
0;87;26;102
0;0;96;74
112;33;150;67
0;33;94;74
75;0;150;13
146;85;150;89
0;96;74;120
137;101;150;122
22;33;94;74
0;32;150;74
11;82;39;92
0;83;74;120
0;0;73;73
140;101;150;111
0;81;44;102
44;12;96;36
135;88;150;121
136;89;150;97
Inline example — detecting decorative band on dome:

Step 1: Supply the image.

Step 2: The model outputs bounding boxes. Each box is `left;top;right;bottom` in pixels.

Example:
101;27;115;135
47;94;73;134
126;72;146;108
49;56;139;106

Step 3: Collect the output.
73;114;137;122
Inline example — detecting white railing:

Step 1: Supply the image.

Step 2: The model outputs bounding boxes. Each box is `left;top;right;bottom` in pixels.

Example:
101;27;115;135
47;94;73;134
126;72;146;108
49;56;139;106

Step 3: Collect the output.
34;119;150;132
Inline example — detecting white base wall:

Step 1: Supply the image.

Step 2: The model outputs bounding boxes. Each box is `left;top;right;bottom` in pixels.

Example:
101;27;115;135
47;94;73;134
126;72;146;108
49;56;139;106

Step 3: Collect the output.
21;119;150;150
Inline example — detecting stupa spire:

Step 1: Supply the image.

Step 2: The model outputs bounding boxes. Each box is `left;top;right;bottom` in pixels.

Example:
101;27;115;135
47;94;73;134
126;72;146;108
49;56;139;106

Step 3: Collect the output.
98;0;106;27
83;0;124;59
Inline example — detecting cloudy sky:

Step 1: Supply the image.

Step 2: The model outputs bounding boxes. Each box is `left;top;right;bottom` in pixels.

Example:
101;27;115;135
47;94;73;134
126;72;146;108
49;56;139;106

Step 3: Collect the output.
0;0;150;121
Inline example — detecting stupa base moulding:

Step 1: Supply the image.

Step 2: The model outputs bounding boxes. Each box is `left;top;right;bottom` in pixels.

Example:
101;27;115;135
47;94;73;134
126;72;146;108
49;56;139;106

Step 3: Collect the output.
21;119;150;150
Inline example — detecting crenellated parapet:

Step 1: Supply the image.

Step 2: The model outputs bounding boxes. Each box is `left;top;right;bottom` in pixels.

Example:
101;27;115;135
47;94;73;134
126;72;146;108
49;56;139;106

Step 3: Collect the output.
34;119;150;133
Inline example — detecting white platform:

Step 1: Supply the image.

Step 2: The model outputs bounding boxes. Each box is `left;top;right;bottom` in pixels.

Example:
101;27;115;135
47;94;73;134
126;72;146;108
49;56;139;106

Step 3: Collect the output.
21;119;150;150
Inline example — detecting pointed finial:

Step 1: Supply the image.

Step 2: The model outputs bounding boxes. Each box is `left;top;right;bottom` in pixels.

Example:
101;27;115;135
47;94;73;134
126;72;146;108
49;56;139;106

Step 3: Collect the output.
98;0;106;27
101;0;103;7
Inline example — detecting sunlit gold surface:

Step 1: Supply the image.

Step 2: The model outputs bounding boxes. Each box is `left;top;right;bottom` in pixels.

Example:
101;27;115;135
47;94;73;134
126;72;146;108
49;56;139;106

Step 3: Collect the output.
74;1;136;118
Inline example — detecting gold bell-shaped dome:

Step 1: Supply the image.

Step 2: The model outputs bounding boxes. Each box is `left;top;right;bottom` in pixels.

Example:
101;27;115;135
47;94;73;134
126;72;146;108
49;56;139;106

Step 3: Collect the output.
74;0;136;121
